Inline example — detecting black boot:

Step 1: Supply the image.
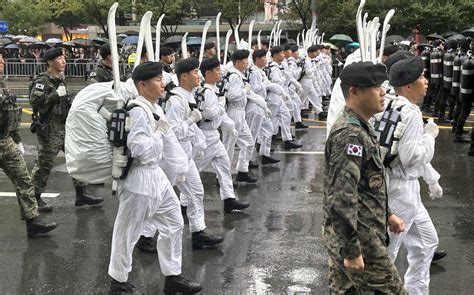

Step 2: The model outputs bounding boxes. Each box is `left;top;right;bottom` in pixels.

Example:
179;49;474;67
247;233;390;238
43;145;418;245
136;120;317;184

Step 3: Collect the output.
35;194;52;213
295;122;308;129
135;235;157;253
75;186;104;207
26;217;57;238
453;135;471;143
224;198;250;213
164;275;202;294
235;171;257;183
181;205;189;224
284;140;303;150
109;278;140;294
261;155;280;165
248;161;259;169
432;250;447;262
192;230;223;249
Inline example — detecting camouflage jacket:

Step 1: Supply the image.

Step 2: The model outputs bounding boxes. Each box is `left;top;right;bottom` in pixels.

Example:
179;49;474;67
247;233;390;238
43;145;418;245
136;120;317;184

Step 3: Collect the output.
323;107;392;261
29;72;72;124
0;79;21;142
87;61;113;84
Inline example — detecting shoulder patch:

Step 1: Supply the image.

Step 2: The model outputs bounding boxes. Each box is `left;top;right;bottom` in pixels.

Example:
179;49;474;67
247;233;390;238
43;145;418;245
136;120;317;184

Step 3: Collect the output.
347;144;363;157
348;116;361;126
35;83;45;90
89;72;97;77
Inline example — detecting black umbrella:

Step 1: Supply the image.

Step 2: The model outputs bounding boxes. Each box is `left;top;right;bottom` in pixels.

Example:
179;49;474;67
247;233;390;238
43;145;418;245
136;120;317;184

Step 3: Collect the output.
123;30;139;36
164;35;183;44
426;34;445;41
447;34;467;42
442;31;458;38
0;37;12;45
30;41;50;49
462;27;474;38
386;35;404;44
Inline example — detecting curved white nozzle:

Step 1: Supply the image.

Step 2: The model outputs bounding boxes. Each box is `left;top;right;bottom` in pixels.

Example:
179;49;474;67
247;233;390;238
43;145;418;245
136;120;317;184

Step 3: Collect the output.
223;29;232;65
155;14;166;61
301;30;306;50
248;20;255;51
234;24;241;49
296;33;301;47
276;20;282;45
107;2;121;96
370;17;379;63
181;32;188;59
134;11;153;69
356;0;366;61
198;20;212;64
269;21;278;47
378;9;395;63
216;12;222;62
321;32;325;44
257;30;262;49
145;16;155;62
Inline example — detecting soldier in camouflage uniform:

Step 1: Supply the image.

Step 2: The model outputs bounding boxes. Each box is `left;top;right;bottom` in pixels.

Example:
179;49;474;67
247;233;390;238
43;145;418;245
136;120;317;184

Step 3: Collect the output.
323;61;406;294
29;48;103;212
87;43;113;84
0;51;57;237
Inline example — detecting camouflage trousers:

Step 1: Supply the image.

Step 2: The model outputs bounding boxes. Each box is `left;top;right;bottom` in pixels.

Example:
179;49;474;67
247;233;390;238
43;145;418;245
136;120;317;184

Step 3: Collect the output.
0;137;38;220
31;121;85;195
327;254;406;295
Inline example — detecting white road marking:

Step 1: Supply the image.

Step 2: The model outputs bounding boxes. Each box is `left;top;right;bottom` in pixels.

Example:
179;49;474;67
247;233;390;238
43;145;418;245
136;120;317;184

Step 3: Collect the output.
0;192;60;198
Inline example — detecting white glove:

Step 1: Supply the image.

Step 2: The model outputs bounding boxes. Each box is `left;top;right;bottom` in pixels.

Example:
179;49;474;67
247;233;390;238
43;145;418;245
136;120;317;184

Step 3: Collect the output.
16;142;25;154
156;118;171;136
294;81;303;93
194;150;205;160
428;182;443;200
282;93;290;102
186;109;202;125
265;107;272;118
217;96;226;106
245;84;252;95
232;128;239;137
176;173;186;184
56;85;67;97
424;118;439;138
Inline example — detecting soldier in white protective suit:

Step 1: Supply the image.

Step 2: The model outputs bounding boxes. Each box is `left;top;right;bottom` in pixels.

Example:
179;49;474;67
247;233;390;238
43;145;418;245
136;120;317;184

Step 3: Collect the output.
283;44;307;129
108;62;202;294
247;49;281;165
266;46;303;150
300;45;323;114
385;57;443;295
221;50;258;183
164;58;224;250
195;57;250;213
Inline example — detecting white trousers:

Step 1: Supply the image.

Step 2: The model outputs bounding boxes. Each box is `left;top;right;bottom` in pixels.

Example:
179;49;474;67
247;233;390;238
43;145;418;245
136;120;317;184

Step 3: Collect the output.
222;108;254;173
246;107;273;160
196;129;236;200
388;179;438;295
301;78;323;113
268;97;292;141
108;182;183;282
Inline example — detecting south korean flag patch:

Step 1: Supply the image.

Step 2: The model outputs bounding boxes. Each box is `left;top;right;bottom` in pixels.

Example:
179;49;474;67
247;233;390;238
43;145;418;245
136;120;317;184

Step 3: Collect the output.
347;144;363;157
35;83;45;90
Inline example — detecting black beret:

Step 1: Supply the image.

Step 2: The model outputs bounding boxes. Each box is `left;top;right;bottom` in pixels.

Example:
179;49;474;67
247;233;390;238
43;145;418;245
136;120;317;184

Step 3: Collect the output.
100;44;111;59
200;57;220;74
340;62;388;87
307;45;320;53
132;61;163;82
389;56;424;87
175;58;199;76
290;44;299;52
159;47;174;58
252;49;267;61
283;44;292;51
204;42;215;50
270;45;284;56
383;45;399;57
231;49;250;61
385;51;411;73
42;48;63;62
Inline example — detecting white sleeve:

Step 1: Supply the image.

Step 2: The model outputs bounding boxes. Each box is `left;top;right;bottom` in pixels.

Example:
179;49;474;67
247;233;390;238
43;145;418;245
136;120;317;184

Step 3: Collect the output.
201;89;225;120
159;129;190;185
249;71;266;95
226;74;246;102
422;163;441;185
127;108;163;165
165;96;192;141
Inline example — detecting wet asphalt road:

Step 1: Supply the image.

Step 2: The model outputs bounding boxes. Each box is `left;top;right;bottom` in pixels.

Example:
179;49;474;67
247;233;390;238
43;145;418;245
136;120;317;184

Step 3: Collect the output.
0;115;473;294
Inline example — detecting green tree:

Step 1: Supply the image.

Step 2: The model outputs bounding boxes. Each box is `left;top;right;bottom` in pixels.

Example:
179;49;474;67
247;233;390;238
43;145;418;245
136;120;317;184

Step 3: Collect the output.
211;0;258;31
0;0;50;36
38;0;83;40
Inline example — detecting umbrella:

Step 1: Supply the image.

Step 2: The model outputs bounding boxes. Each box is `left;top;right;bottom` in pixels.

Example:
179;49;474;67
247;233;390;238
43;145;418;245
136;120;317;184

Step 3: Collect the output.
186;37;202;46
92;37;108;45
13;35;28;41
399;40;411;46
447;34;467;42
62;41;77;47
123;31;139;36
386;35;404;44
121;35;139;44
322;42;338;50
346;42;360;48
5;43;19;49
30;41;49;49
426;34;445;41
329;34;353;44
117;33;127;38
462;27;474;38
0;37;12;45
71;38;93;46
442;31;458;38
45;38;63;44
164;35;183;44
18;36;37;43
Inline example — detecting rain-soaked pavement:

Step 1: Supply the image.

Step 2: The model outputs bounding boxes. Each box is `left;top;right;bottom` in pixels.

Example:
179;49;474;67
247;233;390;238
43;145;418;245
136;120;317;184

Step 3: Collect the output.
1;114;473;294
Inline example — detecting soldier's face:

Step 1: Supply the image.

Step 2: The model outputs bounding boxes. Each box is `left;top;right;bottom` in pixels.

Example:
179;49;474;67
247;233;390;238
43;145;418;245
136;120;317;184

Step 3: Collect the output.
0;54;4;74
355;85;385;114
273;52;285;63
205;66;221;84
143;76;164;99
189;69;201;88
50;55;66;72
235;58;249;72
255;56;267;68
408;74;428;102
